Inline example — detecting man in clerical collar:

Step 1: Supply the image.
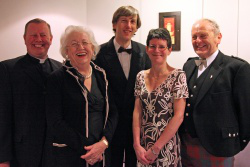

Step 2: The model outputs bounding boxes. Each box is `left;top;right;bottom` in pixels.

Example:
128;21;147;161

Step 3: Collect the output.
0;18;61;167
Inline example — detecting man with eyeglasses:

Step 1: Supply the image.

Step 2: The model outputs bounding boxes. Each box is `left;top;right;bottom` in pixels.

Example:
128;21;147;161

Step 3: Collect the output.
95;5;151;167
0;18;61;167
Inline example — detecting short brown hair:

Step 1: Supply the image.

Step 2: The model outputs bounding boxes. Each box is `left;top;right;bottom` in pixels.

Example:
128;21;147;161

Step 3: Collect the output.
112;6;141;32
24;18;52;36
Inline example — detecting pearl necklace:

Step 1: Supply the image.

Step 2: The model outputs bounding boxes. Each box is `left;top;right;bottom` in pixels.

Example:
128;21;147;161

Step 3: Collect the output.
83;66;92;79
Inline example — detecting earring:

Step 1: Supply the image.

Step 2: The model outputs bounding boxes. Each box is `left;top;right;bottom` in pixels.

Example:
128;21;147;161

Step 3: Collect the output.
65;55;69;60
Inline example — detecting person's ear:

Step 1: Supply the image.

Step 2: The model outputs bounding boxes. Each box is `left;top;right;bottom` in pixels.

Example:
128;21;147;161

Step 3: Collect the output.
112;23;117;32
217;33;222;45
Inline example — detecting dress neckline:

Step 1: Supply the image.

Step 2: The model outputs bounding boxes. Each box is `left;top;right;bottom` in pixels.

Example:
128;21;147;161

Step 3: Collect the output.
143;69;177;94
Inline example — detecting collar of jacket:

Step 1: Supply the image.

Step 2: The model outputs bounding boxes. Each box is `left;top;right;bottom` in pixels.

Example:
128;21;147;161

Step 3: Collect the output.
62;60;110;138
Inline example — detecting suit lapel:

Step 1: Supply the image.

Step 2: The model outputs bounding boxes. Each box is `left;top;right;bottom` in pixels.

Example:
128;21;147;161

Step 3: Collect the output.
103;38;127;81
49;59;61;71
195;52;224;107
127;41;144;82
124;41;145;101
185;59;197;83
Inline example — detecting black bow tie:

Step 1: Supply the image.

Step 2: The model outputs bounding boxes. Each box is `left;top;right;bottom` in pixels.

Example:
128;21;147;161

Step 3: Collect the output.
195;58;207;70
118;47;132;54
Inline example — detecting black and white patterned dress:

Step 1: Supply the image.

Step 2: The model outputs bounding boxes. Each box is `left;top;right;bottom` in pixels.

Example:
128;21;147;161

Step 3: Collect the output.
134;69;189;167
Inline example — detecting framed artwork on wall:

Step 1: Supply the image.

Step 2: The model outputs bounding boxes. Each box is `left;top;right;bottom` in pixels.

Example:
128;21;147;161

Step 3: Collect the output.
159;11;181;51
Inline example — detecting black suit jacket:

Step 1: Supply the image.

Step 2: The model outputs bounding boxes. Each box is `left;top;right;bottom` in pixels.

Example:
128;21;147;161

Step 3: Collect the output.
182;51;250;157
0;54;61;166
94;37;151;138
45;62;118;167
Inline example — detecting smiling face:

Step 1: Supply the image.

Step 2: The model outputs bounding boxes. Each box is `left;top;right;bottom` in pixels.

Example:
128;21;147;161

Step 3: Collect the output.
66;31;94;69
24;22;52;59
113;15;138;44
146;38;172;65
191;20;222;59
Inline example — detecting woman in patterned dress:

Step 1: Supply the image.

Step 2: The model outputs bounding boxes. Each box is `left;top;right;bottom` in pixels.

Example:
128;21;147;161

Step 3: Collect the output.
133;28;189;167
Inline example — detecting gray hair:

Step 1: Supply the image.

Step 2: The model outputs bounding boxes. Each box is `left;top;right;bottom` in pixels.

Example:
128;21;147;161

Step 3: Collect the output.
194;18;221;35
60;25;100;60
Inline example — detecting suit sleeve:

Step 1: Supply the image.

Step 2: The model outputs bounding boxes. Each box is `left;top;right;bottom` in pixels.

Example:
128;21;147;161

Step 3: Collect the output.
0;62;12;163
94;48;104;68
101;84;118;144
233;62;250;149
144;51;151;70
45;72;87;155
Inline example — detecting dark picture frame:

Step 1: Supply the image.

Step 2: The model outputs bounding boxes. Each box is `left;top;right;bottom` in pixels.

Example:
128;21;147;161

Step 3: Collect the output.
159;11;181;51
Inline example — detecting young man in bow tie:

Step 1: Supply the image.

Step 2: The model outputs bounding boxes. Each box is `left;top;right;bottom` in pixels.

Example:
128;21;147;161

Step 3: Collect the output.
180;18;250;166
95;5;151;167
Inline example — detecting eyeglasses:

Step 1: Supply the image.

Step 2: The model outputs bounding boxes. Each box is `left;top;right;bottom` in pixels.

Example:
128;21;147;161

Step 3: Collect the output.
68;41;91;48
148;45;168;51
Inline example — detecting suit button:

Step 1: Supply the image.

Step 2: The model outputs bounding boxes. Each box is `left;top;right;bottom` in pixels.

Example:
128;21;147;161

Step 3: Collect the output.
190;94;193;97
233;133;235;137
243;140;246;142
229;133;231;137
187;103;190;107
185;113;189;116
193;85;197;88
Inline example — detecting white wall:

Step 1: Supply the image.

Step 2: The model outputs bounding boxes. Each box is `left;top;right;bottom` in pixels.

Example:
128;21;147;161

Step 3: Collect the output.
86;0;203;69
139;0;203;69
238;0;250;62
86;0;142;45
0;0;249;165
1;0;249;63
0;0;87;62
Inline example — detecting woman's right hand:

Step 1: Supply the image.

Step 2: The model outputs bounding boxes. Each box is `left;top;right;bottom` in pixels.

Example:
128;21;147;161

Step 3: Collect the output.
134;144;150;165
80;139;107;165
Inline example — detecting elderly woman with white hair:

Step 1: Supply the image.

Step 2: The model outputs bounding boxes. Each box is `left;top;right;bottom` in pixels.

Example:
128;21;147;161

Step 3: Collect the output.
45;25;118;167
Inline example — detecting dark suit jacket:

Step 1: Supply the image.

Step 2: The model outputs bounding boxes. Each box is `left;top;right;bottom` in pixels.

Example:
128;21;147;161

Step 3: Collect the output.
0;54;61;166
94;37;151;140
182;51;250;157
45;62;118;167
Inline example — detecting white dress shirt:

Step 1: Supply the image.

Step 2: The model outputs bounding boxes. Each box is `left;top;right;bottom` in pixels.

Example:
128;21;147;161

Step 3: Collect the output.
197;50;219;78
113;39;132;79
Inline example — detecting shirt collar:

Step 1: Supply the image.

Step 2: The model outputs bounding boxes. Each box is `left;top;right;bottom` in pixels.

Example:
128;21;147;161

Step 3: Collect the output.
113;38;132;53
39;58;48;64
28;53;48;64
206;49;219;67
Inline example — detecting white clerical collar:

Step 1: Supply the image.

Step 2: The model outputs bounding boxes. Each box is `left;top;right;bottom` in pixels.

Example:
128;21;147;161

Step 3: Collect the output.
31;55;48;64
